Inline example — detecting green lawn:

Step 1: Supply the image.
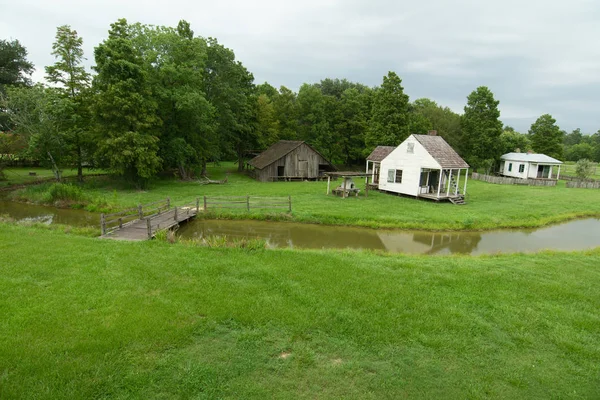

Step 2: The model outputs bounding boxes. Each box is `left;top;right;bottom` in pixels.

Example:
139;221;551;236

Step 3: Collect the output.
10;162;600;230
0;167;106;188
0;224;599;399
562;161;600;179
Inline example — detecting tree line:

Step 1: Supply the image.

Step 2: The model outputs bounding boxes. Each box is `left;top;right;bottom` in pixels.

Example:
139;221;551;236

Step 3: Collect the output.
1;19;598;185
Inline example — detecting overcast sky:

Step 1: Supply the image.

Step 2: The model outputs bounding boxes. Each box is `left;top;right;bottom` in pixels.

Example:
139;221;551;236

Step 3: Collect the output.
1;0;598;133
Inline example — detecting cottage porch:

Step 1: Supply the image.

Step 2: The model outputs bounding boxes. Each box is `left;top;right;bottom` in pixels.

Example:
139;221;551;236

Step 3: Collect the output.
417;168;469;202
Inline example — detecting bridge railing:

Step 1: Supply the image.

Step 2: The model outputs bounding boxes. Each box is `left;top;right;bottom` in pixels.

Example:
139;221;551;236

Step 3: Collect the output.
101;198;171;236
145;199;200;239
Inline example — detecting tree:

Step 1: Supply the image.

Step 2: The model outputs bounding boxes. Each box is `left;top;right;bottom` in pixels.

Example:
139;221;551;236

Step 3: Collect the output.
575;159;595;180
255;93;279;148
528;114;564;160
500;128;531;154
460;86;503;169
365;71;410;150
45;25;93;182
129;21;216;179
0;39;34;131
92;19;161;185
272;86;299;140
412;98;462;150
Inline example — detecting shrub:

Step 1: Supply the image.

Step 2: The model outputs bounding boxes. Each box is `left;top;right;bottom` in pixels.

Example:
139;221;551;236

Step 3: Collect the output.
46;183;86;202
575;159;595;180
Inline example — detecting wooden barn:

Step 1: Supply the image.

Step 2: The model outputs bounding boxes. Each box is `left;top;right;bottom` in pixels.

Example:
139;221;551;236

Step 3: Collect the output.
247;140;336;182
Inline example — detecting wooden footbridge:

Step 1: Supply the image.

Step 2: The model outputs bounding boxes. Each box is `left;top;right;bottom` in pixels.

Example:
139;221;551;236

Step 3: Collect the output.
100;195;293;241
100;198;200;241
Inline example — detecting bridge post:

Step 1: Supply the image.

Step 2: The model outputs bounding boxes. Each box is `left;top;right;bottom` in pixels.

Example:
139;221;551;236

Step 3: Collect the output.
174;206;178;221
288;195;292;212
138;204;143;219
166;197;171;209
119;217;123;229
100;214;106;235
147;218;152;239
246;195;250;211
203;196;207;211
196;197;200;213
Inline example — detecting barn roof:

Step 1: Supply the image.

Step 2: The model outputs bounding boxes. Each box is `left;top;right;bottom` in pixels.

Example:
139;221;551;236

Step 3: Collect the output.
248;140;335;170
366;146;396;162
501;152;562;164
413;134;470;169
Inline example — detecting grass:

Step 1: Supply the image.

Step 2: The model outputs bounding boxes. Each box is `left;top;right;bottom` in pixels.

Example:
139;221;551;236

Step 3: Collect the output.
0;167;107;188
0;223;599;399
562;161;600;179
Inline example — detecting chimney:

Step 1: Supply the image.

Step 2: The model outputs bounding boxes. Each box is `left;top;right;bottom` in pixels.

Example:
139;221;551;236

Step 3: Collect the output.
428;130;437;136
515;148;521;153
527;150;533;154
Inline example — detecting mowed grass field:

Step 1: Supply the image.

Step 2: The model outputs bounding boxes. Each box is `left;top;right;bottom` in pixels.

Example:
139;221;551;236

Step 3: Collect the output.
0;167;106;188
10;163;600;230
0;224;599;399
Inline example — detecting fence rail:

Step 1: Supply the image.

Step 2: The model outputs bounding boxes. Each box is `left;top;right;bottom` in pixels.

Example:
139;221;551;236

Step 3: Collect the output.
101;198;171;235
202;195;292;212
472;173;557;187
566;181;600;189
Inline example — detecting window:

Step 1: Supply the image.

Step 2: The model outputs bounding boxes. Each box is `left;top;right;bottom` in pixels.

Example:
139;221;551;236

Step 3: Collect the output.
395;170;403;183
388;169;403;183
387;169;395;183
519;164;525;173
407;143;415;153
508;163;513;172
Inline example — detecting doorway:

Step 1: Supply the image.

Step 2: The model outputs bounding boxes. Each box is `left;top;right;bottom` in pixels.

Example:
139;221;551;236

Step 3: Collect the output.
277;166;285;177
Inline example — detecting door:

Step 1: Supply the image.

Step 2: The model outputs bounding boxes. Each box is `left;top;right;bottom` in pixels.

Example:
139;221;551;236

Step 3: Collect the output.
429;171;440;192
374;165;380;184
298;160;308;177
277;166;285;177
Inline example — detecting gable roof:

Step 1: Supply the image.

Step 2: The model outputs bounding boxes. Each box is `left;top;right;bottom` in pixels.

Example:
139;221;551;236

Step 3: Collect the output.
366;146;396;162
501;152;562;164
412;134;470;169
248;140;335;170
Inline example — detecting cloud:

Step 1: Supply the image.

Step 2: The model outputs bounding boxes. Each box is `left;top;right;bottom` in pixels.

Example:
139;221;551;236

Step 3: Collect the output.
2;0;599;132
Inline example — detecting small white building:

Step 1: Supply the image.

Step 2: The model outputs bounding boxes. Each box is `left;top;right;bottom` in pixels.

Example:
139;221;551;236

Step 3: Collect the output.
499;152;562;180
366;146;395;185
376;133;470;202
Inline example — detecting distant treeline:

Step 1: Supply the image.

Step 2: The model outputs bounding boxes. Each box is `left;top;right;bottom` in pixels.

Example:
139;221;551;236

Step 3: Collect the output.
1;19;598;185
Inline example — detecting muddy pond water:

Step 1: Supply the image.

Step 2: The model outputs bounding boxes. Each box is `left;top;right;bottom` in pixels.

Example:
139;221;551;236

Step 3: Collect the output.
2;200;599;255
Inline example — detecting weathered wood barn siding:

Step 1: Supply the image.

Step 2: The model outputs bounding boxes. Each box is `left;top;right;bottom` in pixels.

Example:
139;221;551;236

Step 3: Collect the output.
251;142;333;182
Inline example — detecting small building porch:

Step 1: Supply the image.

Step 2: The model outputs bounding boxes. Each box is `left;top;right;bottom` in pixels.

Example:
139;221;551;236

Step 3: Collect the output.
416;168;469;203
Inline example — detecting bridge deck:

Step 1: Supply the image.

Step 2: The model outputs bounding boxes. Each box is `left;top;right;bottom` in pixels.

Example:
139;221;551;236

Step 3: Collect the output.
101;207;198;241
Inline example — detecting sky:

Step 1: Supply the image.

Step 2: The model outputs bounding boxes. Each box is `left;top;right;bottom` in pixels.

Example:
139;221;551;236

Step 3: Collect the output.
1;0;599;133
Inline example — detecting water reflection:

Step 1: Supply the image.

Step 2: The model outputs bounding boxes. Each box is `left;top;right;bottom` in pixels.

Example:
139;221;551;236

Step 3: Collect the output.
178;218;600;255
0;201;99;227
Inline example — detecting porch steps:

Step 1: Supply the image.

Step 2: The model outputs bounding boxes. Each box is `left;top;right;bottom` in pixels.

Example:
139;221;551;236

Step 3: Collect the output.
449;196;466;205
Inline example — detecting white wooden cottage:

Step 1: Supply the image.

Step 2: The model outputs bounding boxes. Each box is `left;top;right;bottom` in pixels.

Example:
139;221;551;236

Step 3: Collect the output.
499;152;562;180
366;146;395;185
375;133;470;202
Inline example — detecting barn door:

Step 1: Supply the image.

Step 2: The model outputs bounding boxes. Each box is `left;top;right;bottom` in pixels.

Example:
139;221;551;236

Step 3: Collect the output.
298;160;308;177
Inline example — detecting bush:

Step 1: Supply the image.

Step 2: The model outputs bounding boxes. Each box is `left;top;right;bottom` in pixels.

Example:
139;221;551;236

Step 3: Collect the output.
46;183;86;202
575;159;595;180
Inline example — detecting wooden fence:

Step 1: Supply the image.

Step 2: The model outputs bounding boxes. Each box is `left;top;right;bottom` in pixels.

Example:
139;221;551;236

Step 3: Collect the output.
101;198;171;236
566;181;600;189
202;195;292;212
471;173;557;187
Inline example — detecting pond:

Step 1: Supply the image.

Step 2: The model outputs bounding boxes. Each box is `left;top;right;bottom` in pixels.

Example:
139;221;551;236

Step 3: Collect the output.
1;200;599;255
177;218;600;255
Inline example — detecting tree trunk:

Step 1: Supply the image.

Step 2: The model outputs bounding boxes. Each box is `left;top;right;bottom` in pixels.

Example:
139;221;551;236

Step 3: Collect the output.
77;144;83;183
47;152;62;181
200;159;207;177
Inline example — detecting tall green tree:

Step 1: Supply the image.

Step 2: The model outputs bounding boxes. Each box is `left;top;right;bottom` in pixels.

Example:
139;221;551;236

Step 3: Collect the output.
336;87;372;165
460;86;503;169
365;71;410;150
129;21;216;179
272;86;299;140
0;39;34;131
92;19;161;185
412;98;462;150
528;114;564;160
500;128;531;154
45;25;93;181
255;93;279;148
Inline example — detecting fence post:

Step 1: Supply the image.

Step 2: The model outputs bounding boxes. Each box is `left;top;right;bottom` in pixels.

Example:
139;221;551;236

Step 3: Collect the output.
147;218;152;239
196;197;200;213
174;206;178;221
247;195;250;211
138;204;143;219
203;195;207;211
100;213;106;235
119;217;123;229
288;195;292;212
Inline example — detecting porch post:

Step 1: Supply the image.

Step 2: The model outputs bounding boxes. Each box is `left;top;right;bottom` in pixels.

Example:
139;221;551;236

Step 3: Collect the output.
549;165;553;179
365;160;370;184
463;169;469;196
326;175;331;195
437;169;443;198
557;165;561;180
446;169;452;197
455;169;461;195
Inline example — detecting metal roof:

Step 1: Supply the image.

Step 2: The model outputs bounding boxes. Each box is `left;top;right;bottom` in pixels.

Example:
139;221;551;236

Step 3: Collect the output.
366;146;396;162
501;152;563;164
412;135;470;169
